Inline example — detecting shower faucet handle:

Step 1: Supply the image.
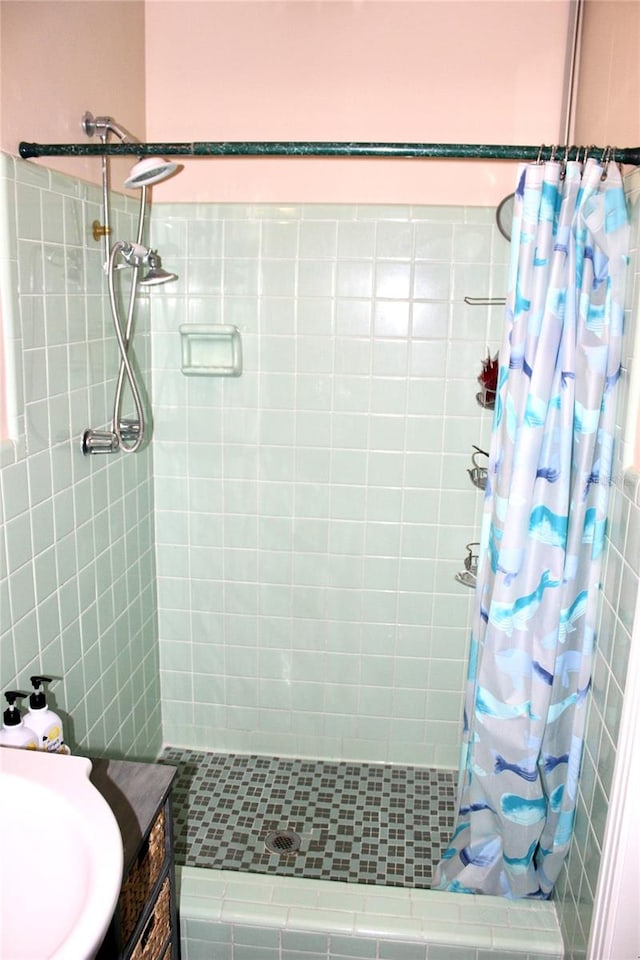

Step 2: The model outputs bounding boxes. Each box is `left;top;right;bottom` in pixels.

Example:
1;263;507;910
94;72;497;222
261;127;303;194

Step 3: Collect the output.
81;429;119;455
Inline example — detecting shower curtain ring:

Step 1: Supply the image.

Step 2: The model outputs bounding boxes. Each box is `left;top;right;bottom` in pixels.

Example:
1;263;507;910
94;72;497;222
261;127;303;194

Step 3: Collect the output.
600;146;614;180
612;145;620;173
560;144;574;179
549;145;558;162
536;144;546;164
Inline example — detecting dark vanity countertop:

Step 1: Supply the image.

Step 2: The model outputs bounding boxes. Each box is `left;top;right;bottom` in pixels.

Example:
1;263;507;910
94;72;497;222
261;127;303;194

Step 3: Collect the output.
90;757;177;873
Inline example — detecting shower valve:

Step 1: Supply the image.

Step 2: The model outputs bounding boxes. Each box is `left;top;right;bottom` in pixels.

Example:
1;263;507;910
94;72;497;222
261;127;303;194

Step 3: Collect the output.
81;429;119;455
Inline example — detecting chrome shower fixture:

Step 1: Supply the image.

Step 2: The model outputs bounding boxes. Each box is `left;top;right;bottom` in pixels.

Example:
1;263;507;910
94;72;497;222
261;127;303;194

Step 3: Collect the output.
119;241;148;267
119;242;178;286
124;156;180;188
82;108;181;456
140;250;179;287
82;111;139;144
82;112;180;189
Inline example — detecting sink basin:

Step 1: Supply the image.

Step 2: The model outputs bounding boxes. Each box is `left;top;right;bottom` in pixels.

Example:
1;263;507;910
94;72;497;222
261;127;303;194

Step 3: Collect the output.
0;748;123;960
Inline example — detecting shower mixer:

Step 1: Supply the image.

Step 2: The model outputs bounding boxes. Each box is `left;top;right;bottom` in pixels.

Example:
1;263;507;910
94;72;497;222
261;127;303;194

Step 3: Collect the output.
118;242;178;286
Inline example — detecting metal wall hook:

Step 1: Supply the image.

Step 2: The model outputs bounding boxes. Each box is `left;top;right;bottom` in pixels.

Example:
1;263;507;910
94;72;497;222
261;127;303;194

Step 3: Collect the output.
468;446;489;490
455;542;480;589
464;296;507;306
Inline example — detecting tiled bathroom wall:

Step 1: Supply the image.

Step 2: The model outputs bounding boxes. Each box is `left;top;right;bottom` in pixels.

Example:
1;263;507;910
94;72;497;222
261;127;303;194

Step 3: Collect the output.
553;168;640;958
0;154;162;759
150;201;508;766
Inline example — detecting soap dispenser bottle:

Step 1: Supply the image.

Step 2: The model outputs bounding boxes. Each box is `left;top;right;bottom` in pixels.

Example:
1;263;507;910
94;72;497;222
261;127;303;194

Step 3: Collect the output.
25;676;66;753
0;692;39;749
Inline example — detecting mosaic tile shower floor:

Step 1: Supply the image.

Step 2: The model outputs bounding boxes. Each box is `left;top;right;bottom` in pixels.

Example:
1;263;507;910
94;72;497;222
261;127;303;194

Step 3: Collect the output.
160;748;456;888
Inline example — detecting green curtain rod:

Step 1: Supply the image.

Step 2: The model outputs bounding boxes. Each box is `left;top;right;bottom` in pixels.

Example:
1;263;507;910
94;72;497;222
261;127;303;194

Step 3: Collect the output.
18;140;640;165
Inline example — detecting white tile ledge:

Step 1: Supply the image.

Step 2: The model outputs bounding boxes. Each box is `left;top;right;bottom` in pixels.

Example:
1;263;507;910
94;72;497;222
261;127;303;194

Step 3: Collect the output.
178;866;563;956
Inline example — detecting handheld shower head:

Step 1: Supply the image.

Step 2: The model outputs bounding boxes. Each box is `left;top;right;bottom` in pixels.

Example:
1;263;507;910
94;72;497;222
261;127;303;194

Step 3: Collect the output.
124;157;180;188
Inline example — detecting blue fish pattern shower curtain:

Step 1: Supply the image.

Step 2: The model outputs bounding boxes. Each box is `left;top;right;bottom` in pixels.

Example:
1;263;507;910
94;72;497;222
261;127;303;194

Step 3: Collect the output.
434;157;630;898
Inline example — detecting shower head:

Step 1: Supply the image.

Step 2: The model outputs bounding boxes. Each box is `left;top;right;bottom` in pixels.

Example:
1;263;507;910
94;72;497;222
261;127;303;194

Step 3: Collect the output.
139;250;178;286
123;157;180;189
83;112;180;188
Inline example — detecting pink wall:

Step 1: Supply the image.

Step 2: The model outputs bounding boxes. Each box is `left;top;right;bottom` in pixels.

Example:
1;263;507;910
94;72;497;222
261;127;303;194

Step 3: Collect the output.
573;0;640;469
1;1;146;191
1;1;573;206
145;0;572;206
574;0;640;149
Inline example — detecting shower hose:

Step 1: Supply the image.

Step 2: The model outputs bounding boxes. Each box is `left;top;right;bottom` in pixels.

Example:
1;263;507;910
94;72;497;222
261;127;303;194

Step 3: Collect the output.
107;240;147;454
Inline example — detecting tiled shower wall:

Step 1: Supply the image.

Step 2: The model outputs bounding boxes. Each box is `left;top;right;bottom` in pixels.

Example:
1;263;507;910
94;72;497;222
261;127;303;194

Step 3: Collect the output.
0;155;162;760
554;168;640;958
150;202;508;765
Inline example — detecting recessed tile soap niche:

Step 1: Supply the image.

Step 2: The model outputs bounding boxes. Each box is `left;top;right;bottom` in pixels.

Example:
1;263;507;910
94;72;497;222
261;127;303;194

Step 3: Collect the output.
179;324;243;377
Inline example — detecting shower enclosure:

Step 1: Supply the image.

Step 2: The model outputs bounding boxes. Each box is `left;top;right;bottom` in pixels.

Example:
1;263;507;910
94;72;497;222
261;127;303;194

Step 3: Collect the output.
146;191;564;960
7;140;637;959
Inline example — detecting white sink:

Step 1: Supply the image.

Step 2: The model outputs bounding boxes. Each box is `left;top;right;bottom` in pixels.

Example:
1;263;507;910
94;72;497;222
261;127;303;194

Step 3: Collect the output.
0;748;123;960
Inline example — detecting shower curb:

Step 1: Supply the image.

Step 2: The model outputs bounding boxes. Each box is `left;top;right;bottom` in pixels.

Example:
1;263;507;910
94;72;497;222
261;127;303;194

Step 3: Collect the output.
178;865;563;959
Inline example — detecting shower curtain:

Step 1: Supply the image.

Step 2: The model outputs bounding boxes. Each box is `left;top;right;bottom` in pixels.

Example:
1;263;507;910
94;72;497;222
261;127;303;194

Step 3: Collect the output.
434;156;630;899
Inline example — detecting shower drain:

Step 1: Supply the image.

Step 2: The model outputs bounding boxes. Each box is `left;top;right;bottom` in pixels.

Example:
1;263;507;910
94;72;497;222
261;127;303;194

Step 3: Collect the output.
264;829;302;855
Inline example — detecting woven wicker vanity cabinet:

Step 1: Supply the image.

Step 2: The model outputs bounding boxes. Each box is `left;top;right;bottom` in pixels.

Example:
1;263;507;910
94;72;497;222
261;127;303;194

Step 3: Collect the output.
91;758;179;960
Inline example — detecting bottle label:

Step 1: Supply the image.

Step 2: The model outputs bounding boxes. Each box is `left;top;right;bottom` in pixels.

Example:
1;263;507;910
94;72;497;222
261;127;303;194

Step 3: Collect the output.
43;723;63;752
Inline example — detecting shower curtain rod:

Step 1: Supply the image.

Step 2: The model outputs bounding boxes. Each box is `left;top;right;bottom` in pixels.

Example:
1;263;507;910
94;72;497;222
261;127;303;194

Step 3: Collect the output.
18;140;640;165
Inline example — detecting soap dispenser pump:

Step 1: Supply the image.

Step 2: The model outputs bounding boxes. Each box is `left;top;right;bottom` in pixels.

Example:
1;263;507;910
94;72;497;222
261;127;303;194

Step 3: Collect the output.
25;676;66;753
0;692;39;749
